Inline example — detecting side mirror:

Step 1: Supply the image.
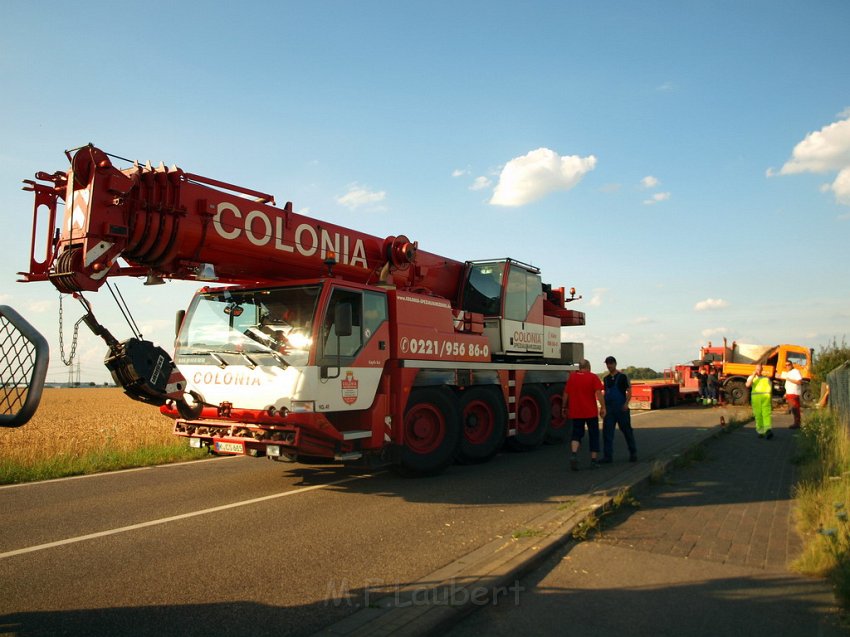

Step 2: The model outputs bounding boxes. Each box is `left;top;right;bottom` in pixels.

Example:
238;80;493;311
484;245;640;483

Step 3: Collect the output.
335;303;353;337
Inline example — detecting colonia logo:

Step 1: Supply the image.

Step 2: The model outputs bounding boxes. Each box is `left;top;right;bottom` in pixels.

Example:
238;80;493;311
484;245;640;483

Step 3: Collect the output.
213;201;369;268
341;371;359;405
513;331;542;345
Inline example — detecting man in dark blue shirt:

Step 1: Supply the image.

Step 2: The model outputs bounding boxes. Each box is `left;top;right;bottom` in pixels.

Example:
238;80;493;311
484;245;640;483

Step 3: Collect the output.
601;355;637;463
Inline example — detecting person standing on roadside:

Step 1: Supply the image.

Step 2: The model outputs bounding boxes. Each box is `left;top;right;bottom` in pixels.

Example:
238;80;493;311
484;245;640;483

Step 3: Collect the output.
562;359;606;471
781;360;803;429
746;364;773;439
601;356;637;463
706;367;719;405
697;367;708;404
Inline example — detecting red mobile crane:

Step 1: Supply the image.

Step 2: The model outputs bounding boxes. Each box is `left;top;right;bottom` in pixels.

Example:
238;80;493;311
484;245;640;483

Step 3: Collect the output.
18;144;585;474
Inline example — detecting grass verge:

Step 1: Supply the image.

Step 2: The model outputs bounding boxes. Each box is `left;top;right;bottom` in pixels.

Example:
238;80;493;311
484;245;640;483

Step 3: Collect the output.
0;443;208;484
792;409;850;610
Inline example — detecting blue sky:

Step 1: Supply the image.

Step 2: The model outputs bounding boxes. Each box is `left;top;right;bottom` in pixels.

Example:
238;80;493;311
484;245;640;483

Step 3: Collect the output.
1;1;849;384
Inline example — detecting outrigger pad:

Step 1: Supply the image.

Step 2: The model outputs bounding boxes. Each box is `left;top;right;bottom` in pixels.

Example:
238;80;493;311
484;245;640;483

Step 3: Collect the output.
0;305;48;428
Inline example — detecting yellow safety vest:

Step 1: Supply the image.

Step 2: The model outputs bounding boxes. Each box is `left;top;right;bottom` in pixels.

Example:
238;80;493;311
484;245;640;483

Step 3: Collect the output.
751;376;772;395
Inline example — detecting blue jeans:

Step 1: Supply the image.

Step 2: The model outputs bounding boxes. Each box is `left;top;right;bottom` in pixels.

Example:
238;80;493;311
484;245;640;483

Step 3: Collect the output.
603;406;637;460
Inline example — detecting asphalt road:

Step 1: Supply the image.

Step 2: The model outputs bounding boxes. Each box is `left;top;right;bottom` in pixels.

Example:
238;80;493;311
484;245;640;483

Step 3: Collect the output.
0;405;730;636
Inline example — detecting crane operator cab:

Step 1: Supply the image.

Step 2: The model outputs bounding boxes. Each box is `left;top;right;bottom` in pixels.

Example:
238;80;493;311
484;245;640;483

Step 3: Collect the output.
460;259;562;362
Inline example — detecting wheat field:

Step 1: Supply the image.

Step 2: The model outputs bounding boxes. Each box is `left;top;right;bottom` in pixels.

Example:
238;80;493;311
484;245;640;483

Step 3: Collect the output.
0;387;199;481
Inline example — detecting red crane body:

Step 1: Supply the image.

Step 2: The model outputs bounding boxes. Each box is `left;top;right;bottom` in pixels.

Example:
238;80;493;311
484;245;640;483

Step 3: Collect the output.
18;145;585;475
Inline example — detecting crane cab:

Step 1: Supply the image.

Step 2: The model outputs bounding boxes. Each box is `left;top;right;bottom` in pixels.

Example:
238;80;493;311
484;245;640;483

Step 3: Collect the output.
460;259;568;362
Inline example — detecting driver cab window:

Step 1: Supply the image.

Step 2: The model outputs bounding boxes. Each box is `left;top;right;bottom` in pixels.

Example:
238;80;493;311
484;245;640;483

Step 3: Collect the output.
504;268;542;321
322;289;362;361
321;289;388;362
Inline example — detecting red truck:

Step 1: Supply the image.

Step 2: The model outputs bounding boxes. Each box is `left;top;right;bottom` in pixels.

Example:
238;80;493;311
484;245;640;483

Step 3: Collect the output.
16;144;587;474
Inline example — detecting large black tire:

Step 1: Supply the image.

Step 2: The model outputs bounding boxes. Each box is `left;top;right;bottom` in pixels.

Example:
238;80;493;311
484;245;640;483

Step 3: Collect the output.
506;384;550;451
397;387;461;476
801;381;815;406
544;383;569;444
455;387;507;464
725;380;749;406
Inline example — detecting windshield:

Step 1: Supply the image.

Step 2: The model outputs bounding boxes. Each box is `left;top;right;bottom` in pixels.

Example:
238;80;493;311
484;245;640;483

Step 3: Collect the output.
176;285;321;366
462;261;505;316
786;350;808;368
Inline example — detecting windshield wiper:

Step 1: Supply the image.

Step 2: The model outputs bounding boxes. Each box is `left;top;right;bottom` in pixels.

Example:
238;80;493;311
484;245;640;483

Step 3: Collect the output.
210;352;228;368
238;352;259;369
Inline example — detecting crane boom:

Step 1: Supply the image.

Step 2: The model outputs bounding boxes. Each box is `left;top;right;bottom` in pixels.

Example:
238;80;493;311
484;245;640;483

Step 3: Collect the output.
20;144;460;298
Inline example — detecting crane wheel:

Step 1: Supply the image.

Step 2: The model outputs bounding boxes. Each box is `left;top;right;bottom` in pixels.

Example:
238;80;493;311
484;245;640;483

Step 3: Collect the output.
455;387;507;464
506;384;551;451
396;387;461;476
544;384;568;444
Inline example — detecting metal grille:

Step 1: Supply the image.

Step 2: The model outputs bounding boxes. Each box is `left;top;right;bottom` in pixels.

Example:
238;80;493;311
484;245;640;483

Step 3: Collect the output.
0;306;48;427
827;361;850;429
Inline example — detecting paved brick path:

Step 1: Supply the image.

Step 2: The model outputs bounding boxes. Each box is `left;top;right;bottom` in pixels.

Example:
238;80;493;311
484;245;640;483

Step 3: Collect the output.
597;412;802;571
446;411;845;637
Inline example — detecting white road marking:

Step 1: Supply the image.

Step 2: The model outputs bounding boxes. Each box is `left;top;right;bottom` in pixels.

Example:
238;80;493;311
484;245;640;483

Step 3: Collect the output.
0;474;371;560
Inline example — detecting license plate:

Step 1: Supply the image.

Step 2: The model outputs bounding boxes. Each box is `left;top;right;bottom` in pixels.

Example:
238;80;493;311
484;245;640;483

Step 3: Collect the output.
214;440;245;455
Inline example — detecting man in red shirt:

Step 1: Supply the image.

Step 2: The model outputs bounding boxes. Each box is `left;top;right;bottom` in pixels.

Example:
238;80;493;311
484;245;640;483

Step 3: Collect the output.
562;359;606;471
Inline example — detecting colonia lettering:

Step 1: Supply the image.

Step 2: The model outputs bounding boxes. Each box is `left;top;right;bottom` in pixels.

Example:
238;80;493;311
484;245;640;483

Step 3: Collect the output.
214;202;368;268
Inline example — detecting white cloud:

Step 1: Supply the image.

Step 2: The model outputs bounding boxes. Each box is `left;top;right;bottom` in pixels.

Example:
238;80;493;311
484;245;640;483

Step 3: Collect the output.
694;298;729;312
587;288;607;307
469;176;492;191
452;168;469;178
336;184;386;210
773;113;850;206
25;299;53;314
701;327;728;338
643;192;671;205
489;148;596;207
830;166;850;205
641;175;659;189
778;116;850;175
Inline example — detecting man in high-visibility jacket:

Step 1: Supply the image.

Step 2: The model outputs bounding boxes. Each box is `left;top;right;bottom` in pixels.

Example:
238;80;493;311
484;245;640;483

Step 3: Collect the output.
746;364;773;439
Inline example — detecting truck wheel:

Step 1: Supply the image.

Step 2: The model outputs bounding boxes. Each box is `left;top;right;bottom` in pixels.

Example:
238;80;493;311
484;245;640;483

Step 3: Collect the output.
544;384;569;444
506;384;550;451
651;389;663;410
455;387;507;464
726;380;749;405
801;381;815;406
398;387;461;476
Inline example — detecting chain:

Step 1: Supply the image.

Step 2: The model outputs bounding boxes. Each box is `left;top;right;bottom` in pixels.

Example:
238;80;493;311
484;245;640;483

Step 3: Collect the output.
58;294;85;366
